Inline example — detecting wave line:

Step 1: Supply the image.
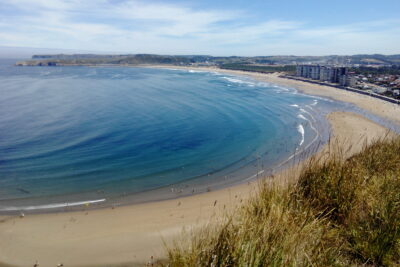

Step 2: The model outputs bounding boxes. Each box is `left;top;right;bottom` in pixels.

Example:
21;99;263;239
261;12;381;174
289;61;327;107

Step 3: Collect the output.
0;198;106;211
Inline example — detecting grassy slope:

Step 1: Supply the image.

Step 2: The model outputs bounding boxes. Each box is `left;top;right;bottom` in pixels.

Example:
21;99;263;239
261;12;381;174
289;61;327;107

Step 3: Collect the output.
165;137;400;266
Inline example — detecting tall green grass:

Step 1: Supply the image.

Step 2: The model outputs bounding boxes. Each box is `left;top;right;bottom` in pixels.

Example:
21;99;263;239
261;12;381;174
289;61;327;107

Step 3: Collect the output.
165;136;400;266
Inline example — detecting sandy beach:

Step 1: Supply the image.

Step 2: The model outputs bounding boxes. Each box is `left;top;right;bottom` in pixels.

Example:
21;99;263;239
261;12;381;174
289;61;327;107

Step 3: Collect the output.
241;72;400;126
0;68;398;267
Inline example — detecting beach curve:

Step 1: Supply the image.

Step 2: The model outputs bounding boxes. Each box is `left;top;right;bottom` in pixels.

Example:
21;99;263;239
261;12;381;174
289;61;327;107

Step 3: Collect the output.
0;67;398;267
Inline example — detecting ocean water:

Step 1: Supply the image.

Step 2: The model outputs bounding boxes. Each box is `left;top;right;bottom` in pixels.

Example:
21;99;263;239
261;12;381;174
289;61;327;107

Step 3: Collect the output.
0;60;353;212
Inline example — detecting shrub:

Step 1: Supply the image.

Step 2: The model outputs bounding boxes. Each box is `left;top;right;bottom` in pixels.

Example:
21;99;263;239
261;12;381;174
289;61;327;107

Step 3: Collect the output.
165;136;400;266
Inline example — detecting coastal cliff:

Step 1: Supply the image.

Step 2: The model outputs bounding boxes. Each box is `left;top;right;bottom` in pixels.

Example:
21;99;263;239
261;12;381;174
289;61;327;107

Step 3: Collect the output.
16;60;59;66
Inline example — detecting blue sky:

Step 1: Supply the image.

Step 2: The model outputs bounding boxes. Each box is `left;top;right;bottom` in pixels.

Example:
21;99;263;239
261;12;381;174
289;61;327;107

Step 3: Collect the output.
0;0;399;56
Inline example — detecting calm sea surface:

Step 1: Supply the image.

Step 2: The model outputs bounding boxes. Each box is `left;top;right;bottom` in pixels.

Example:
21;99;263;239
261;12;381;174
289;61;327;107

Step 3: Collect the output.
2;59;385;212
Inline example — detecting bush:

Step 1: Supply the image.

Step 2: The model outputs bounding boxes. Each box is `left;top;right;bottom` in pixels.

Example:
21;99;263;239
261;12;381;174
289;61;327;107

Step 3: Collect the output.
297;137;400;265
165;136;400;266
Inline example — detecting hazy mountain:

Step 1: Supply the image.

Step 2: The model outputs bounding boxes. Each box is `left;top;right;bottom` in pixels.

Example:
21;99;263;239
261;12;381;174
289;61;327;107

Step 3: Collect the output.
15;53;400;66
0;46;108;59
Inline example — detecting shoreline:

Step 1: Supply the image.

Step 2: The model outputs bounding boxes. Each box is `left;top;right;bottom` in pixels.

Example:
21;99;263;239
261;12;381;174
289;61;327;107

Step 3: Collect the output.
0;66;333;215
283;75;400;105
0;66;399;266
171;65;400;125
0;113;326;215
0;112;394;267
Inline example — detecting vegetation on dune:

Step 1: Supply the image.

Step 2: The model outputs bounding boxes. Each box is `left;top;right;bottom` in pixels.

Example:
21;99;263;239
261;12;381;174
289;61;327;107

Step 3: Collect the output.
220;63;296;75
164;136;400;266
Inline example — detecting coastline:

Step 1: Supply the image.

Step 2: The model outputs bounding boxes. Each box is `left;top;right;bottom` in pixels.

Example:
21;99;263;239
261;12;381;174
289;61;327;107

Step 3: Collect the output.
0;67;398;267
0;112;393;267
146;65;400;126
0;65;332;215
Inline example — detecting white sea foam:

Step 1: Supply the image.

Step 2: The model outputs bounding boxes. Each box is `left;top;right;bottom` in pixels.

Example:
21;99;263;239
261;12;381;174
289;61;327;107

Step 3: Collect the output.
297;124;305;146
188;69;205;73
244;170;265;182
290;104;299;108
221;76;256;86
297;114;307;120
272;85;289;91
164;68;186;72
211;72;221;76
300;107;317;123
275;109;321;169
257;82;271;87
277;87;289;91
0;198;106;211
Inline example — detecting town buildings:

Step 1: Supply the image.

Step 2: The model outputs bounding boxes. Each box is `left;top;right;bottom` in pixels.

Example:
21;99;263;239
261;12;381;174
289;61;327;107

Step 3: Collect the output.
295;64;400;99
296;65;354;86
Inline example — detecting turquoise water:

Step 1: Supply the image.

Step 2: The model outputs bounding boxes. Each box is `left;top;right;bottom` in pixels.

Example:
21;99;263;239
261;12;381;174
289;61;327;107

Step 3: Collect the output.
0;60;341;211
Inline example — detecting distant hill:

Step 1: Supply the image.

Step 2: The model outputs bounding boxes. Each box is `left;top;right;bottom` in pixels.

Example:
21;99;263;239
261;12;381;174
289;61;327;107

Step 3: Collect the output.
0;46;99;59
16;53;400;66
18;54;198;66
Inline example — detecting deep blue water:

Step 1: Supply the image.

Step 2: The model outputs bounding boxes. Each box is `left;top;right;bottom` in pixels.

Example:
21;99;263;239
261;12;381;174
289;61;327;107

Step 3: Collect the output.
0;59;342;211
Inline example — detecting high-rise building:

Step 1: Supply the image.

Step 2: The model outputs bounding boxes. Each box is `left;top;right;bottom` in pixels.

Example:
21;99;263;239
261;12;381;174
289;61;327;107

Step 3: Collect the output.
310;65;320;80
339;75;357;87
328;67;338;83
296;65;302;77
296;65;321;80
319;66;330;81
296;64;353;87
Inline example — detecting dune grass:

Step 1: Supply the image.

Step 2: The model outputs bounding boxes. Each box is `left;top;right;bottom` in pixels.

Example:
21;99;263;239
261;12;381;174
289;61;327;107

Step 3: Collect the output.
164;136;400;266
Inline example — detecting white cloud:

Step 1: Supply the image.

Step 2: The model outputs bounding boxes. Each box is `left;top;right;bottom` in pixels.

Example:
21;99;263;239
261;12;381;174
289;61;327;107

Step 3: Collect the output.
0;0;399;55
